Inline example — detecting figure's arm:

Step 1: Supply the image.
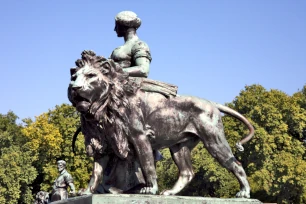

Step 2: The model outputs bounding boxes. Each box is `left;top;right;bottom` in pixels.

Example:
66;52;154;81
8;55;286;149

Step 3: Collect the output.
65;174;76;195
52;180;56;190
68;182;76;195
122;57;150;77
123;41;152;78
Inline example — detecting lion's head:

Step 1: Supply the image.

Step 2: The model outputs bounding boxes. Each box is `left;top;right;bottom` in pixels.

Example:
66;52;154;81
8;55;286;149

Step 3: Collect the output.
34;191;49;204
68;50;133;120
68;50;133;158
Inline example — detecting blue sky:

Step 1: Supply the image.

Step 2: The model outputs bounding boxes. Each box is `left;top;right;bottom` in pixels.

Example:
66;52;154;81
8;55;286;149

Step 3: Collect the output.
0;1;305;121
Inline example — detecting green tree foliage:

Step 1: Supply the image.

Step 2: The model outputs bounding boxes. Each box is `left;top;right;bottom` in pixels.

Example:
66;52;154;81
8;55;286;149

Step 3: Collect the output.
46;104;93;191
0;112;37;204
227;85;306;204
1;85;306;203
22;112;63;193
22;104;92;195
157;84;306;204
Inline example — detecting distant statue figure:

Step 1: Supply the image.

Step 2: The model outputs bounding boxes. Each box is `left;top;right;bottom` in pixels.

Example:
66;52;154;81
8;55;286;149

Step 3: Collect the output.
50;160;76;202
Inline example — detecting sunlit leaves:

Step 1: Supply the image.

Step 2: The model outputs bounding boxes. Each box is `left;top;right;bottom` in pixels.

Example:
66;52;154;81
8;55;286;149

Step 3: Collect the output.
0;112;37;204
22;104;92;193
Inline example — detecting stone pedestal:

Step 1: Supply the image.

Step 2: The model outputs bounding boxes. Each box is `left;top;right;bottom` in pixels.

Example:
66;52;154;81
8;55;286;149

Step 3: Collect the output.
51;194;263;204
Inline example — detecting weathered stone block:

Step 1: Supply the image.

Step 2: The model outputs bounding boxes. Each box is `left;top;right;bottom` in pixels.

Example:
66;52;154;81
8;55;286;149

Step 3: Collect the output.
51;194;263;204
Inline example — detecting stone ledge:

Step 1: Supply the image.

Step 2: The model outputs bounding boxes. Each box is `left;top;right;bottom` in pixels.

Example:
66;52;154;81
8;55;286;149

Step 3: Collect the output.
51;194;263;204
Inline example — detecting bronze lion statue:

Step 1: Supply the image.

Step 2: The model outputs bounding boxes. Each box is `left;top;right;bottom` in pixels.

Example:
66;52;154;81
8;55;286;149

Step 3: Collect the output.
68;50;255;198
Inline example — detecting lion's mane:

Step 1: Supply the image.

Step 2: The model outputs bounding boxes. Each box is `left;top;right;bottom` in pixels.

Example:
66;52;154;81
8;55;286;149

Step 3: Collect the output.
74;50;135;158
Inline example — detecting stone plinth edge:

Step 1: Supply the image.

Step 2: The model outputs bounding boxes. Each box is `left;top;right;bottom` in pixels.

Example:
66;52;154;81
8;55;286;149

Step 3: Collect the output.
51;194;263;204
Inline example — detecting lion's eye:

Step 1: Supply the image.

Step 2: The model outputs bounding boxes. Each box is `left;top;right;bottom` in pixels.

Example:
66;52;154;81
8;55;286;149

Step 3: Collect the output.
87;73;96;78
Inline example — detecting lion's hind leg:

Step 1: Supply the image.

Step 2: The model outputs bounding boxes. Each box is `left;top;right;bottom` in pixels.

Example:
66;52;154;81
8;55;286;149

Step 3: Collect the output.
161;137;200;196
195;112;251;198
222;157;250;198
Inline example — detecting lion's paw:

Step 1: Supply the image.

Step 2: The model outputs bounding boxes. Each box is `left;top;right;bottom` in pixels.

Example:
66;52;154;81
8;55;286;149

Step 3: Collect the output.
78;188;92;196
236;189;250;198
160;190;175;196
139;186;158;195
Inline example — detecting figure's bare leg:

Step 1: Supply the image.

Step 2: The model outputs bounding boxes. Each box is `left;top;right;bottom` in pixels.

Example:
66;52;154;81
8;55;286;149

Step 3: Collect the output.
81;155;109;195
161;138;199;195
195;112;250;198
130;134;158;194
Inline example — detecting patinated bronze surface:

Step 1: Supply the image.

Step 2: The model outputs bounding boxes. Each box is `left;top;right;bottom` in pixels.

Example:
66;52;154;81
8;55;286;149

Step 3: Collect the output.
111;11;151;78
68;11;254;198
34;191;49;204
50;160;76;202
34;161;76;203
68;49;255;198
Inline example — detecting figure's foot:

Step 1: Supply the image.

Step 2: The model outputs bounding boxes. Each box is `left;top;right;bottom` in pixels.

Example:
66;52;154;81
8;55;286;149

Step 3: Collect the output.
139;186;158;194
160;189;175;196
235;188;250;198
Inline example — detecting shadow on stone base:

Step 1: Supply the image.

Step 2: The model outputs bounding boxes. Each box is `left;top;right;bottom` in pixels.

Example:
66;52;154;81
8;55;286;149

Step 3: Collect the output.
51;194;263;204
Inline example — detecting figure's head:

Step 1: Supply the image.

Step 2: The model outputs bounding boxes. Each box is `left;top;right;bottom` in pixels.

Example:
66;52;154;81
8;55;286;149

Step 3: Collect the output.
57;160;66;172
114;11;141;37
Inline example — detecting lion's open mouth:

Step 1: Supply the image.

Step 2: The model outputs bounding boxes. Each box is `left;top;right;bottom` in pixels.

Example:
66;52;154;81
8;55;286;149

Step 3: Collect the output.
73;95;91;113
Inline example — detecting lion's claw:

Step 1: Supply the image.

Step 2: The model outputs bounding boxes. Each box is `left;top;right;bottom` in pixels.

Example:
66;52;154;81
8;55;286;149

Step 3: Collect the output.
139;187;158;195
78;188;92;196
236;189;250;198
160;190;175;196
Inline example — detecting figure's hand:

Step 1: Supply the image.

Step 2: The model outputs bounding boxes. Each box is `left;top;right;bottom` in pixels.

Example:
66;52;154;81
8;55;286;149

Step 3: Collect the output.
69;183;76;196
69;190;76;196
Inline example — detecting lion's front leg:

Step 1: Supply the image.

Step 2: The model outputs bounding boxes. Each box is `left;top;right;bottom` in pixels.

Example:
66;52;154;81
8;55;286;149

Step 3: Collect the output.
81;155;109;195
127;102;159;194
130;134;158;195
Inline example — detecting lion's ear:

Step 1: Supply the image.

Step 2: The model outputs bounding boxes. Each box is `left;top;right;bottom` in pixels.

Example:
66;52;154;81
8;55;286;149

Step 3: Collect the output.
101;68;109;74
70;67;77;76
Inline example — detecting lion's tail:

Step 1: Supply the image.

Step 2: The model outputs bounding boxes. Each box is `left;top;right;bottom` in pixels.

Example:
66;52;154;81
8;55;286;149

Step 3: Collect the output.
213;103;255;152
72;126;82;155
